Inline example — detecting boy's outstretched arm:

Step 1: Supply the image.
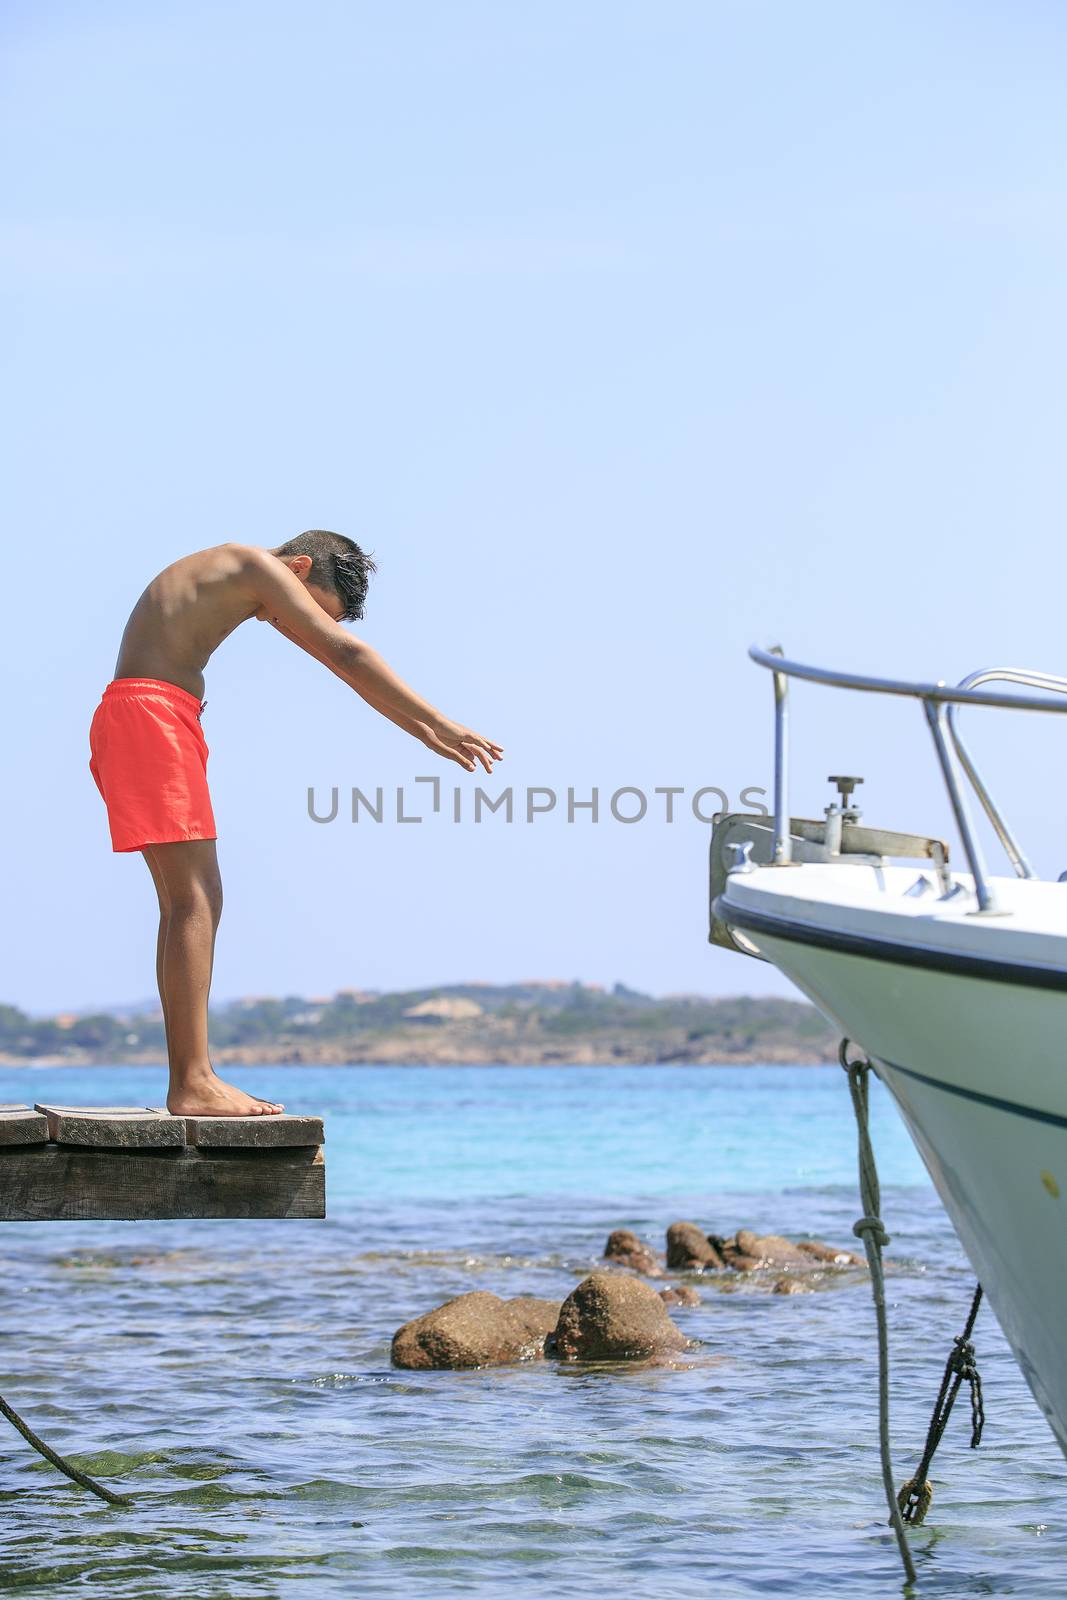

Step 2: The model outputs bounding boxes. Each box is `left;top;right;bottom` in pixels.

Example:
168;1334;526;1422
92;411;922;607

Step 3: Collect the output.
271;617;500;772
237;548;502;774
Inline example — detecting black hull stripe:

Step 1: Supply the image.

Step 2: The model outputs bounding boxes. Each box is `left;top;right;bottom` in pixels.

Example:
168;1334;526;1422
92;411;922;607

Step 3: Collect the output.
880;1058;1067;1132
712;895;1067;992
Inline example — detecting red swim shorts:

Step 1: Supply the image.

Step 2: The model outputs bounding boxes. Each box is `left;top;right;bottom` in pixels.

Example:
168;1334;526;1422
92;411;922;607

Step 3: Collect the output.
89;678;217;853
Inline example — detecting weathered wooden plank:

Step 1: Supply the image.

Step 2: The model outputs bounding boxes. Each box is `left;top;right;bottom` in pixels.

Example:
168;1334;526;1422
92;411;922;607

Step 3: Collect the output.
34;1105;185;1149
0;1145;325;1221
181;1114;325;1148
0;1105;49;1146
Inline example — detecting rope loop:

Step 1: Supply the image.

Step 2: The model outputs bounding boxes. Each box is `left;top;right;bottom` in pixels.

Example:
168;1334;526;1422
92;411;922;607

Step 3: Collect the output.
838;1038;871;1077
898;1476;934;1525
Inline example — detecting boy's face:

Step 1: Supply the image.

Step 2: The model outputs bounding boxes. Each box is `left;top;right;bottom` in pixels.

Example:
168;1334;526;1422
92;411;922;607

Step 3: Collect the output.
282;554;346;622
307;583;346;622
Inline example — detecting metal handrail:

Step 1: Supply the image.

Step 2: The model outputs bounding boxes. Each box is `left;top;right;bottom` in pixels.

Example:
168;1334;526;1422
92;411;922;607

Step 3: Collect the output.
946;669;1067;882
749;645;1067;713
750;644;1067;914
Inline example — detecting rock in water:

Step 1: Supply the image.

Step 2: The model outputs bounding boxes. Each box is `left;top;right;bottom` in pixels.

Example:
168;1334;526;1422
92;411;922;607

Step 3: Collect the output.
732;1230;809;1268
796;1240;864;1267
659;1284;702;1307
391;1291;558;1369
555;1273;689;1361
719;1230;862;1271
603;1228;664;1276
508;1296;563;1347
665;1221;725;1271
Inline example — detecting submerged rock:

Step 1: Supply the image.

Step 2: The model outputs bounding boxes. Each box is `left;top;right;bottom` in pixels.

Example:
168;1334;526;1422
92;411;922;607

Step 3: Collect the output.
659;1284;702;1307
555;1272;689;1361
796;1240;863;1267
726;1230;809;1270
718;1230;863;1271
603;1229;664;1277
391;1291;559;1369
665;1221;724;1272
772;1275;813;1295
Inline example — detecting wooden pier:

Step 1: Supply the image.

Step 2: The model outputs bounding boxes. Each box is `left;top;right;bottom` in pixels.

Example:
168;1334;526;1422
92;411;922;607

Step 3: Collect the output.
0;1104;325;1221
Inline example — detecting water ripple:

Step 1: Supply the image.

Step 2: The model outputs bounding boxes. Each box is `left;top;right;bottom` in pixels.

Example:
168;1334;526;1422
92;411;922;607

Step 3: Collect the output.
0;1063;1064;1598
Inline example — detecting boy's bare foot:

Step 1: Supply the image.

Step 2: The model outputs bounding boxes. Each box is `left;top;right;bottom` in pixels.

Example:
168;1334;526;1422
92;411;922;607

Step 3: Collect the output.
167;1068;284;1117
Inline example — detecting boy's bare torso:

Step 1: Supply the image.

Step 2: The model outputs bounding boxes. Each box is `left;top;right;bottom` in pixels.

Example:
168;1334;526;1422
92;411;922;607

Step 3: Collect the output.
115;544;275;699
111;541;499;779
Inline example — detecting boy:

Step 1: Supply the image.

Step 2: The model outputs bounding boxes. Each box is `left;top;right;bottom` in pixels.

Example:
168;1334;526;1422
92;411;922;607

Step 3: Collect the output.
89;531;503;1118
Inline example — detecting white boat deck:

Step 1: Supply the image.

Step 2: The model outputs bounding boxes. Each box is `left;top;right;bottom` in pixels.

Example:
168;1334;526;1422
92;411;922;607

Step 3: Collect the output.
723;864;1067;970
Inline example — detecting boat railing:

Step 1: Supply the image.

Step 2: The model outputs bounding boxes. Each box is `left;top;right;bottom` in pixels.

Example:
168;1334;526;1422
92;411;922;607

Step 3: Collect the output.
750;644;1067;914
946;669;1067;884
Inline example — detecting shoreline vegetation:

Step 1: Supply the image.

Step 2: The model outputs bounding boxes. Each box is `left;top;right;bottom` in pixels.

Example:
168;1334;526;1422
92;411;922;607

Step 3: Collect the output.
0;982;836;1067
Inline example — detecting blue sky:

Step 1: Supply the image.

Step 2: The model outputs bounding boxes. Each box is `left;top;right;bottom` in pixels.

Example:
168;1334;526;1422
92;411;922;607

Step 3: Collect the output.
4;2;1067;1011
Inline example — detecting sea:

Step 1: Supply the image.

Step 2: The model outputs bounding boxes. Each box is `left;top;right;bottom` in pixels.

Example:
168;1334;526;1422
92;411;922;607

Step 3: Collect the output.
0;1063;1063;1598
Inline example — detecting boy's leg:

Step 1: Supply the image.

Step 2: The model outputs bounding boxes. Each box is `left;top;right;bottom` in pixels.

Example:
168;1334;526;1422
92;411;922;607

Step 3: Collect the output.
143;840;283;1117
143;849;172;1060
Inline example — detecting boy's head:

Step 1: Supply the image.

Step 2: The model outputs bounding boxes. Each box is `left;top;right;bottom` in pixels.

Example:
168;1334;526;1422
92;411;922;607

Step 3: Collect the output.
272;530;376;622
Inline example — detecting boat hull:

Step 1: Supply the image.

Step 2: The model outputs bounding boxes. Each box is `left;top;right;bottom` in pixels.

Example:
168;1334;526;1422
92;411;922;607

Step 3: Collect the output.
739;925;1067;1451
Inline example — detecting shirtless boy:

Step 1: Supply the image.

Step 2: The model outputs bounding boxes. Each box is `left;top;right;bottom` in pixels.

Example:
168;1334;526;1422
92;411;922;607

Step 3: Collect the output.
89;532;503;1118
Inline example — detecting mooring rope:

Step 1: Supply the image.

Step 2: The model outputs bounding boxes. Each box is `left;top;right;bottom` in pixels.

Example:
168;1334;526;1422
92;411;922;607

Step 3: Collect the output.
898;1282;985;1525
838;1038;916;1586
0;1391;131;1506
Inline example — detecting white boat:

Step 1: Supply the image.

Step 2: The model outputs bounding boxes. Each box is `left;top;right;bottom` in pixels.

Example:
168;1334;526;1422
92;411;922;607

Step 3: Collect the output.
711;646;1067;1454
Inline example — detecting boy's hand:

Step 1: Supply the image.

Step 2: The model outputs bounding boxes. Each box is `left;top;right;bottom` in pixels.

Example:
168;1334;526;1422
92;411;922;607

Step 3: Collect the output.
417;720;504;774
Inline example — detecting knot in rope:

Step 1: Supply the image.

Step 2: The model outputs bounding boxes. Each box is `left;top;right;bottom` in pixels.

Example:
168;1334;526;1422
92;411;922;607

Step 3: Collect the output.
853;1215;890;1249
948;1332;985;1449
898;1282;986;1525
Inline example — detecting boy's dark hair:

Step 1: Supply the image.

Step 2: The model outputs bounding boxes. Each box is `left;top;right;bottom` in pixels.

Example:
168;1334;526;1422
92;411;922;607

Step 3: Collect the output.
274;530;376;621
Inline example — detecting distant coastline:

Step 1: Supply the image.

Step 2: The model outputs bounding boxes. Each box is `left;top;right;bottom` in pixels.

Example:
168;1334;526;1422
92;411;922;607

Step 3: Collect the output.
0;982;837;1067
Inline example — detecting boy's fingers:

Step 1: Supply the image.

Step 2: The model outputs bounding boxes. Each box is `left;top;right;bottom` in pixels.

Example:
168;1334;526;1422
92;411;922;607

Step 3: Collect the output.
461;743;495;774
423;733;468;769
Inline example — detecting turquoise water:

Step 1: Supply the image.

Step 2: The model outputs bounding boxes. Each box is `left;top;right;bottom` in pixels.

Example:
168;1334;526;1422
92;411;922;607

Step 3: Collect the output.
0;1064;1064;1597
